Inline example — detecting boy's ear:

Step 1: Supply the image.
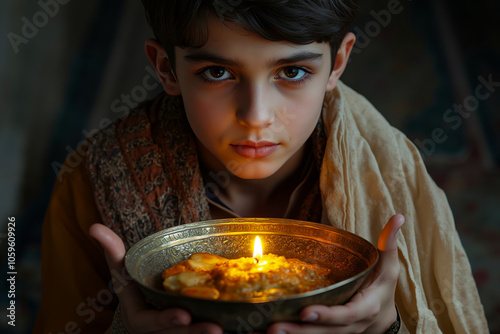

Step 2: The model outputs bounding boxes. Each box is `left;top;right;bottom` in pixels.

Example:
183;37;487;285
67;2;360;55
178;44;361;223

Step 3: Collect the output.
326;32;356;92
145;38;181;96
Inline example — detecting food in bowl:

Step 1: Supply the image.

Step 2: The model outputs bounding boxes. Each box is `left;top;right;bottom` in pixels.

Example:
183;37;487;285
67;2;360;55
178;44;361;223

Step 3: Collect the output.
161;252;337;301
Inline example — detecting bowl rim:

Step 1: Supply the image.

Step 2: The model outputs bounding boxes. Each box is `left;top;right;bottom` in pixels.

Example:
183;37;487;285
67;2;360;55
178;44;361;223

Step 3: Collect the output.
125;218;379;304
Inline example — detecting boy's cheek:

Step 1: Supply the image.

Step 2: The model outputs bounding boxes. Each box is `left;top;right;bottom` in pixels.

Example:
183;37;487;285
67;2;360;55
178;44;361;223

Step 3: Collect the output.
184;88;235;111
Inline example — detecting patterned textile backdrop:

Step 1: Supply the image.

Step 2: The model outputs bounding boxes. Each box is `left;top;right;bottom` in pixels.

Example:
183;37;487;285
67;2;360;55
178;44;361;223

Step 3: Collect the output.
0;0;498;333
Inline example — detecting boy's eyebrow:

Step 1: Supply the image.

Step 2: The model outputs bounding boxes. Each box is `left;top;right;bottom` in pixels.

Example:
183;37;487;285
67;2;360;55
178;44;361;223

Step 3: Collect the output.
183;51;323;67
271;51;323;66
184;52;243;67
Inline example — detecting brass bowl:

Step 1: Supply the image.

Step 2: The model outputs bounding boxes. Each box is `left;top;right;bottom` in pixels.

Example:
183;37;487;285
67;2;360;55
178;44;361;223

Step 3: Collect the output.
125;218;378;332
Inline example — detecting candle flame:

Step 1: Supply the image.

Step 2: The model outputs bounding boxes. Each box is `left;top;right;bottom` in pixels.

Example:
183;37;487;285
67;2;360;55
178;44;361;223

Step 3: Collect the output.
253;236;263;260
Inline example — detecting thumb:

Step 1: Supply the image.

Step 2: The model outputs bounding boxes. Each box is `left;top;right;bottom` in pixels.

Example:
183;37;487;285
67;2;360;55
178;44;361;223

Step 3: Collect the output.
372;214;405;284
363;214;405;288
89;224;140;301
89;226;192;329
378;214;405;252
89;223;126;273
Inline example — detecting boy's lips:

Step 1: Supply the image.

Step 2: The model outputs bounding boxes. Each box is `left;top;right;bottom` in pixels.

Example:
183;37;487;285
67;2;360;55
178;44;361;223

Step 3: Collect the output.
230;140;280;159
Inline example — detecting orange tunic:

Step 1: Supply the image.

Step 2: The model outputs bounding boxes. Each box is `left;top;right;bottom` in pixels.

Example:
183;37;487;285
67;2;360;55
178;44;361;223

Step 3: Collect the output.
33;160;117;333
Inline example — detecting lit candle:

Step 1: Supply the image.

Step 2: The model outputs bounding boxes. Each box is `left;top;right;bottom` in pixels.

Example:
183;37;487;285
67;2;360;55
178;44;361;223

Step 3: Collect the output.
253;236;267;267
253;236;263;262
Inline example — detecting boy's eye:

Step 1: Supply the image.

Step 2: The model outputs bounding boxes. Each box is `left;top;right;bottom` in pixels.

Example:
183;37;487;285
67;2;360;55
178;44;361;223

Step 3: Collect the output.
201;66;232;81
276;67;308;80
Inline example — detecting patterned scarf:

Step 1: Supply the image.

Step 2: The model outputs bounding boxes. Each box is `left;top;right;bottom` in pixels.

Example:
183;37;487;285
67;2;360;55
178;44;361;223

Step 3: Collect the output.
85;93;327;249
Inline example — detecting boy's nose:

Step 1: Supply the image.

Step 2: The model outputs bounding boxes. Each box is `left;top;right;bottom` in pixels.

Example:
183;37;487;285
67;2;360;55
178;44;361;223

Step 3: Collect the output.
236;83;275;129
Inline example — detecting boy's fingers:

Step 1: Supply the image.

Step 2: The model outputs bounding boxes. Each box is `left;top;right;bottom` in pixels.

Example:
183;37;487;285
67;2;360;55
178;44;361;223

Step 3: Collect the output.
299;293;376;326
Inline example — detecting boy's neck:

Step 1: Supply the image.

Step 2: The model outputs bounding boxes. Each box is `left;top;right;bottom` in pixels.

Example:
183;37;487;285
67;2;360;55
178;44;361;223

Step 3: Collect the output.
199;144;308;218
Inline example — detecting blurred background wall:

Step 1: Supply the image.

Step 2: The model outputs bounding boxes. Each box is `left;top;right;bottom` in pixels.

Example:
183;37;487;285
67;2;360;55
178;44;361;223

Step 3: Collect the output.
0;0;499;332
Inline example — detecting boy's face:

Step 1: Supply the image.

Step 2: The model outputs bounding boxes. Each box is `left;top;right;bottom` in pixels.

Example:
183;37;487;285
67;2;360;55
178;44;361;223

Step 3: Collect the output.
154;16;349;180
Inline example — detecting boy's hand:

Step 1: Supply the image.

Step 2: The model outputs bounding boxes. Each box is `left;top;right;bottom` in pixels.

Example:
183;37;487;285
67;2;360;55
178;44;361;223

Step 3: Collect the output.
267;214;405;334
89;224;223;334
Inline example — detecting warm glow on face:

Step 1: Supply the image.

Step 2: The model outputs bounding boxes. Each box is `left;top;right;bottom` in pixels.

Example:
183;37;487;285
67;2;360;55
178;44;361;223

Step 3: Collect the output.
174;16;330;181
253;236;263;260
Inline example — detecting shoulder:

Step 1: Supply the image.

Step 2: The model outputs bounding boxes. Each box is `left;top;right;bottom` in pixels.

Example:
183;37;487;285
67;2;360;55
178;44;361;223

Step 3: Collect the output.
322;82;400;144
322;82;412;157
320;82;431;189
83;92;172;174
46;150;102;244
88;93;167;153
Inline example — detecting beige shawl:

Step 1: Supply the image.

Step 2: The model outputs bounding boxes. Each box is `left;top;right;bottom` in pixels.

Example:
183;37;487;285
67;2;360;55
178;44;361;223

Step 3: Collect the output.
320;82;488;333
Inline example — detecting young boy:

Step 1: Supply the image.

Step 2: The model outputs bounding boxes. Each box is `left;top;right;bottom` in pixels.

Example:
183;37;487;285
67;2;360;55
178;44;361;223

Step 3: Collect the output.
34;1;488;333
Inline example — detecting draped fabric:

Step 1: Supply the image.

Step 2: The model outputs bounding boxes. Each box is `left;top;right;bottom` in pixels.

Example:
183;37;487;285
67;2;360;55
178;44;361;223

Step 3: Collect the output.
317;82;488;333
85;94;210;248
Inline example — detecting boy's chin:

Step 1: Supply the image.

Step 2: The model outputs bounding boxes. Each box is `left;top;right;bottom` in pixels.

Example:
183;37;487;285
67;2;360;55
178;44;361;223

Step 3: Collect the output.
233;172;276;181
226;163;282;181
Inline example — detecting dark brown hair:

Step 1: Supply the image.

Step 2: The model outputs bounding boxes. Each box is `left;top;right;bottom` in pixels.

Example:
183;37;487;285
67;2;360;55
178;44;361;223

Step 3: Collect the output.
141;0;358;71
